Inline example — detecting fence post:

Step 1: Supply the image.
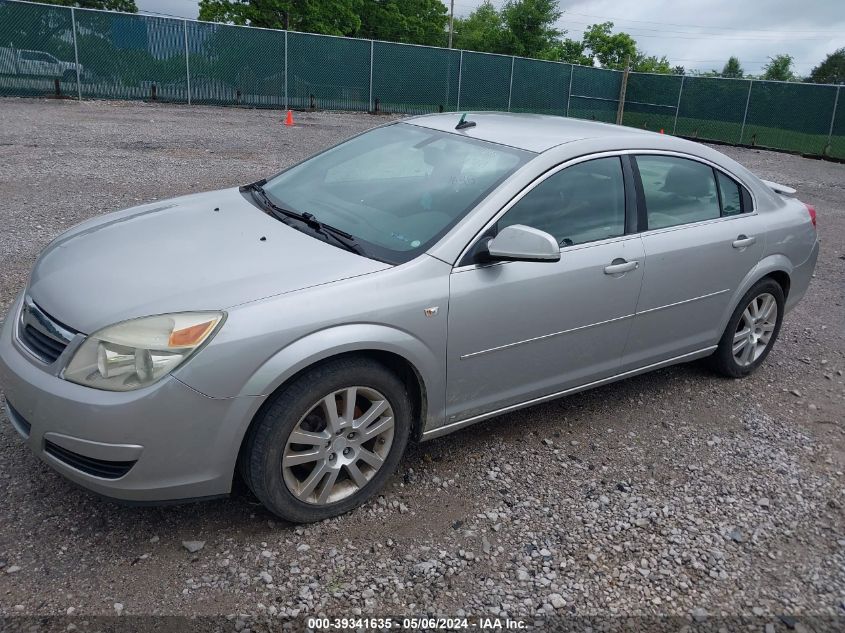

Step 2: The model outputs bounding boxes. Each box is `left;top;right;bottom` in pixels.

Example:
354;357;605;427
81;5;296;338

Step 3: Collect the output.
826;86;840;155
615;59;630;125
507;56;515;112
183;20;191;105
284;30;288;110
672;75;685;135
740;79;753;144
566;65;573;117
70;7;81;101
369;40;374;113
456;50;463;111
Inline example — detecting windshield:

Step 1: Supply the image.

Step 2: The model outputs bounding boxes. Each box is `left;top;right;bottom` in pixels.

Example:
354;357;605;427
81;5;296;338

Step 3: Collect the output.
262;123;531;263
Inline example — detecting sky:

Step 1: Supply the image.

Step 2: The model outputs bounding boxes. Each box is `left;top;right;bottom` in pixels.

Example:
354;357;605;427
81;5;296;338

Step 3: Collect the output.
135;0;845;76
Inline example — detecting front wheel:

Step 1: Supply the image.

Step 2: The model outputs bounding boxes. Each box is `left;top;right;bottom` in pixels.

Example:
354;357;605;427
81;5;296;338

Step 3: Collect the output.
242;357;411;523
710;278;784;378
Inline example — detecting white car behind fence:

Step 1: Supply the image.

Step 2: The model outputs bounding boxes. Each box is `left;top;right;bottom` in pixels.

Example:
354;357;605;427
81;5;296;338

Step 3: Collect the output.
0;46;82;82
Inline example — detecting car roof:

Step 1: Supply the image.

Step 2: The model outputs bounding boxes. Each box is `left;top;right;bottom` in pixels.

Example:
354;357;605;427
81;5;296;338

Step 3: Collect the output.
405;111;657;153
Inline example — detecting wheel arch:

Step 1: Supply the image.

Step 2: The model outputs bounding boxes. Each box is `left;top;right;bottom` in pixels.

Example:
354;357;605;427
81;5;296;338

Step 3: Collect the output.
236;324;442;456
717;255;792;337
250;348;429;441
764;269;791;300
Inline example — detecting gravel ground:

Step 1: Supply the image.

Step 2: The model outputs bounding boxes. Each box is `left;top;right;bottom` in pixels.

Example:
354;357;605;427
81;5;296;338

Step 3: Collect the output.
0;98;843;629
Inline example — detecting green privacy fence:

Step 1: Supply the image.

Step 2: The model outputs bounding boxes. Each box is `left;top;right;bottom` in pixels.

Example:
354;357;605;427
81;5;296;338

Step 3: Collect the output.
1;0;843;159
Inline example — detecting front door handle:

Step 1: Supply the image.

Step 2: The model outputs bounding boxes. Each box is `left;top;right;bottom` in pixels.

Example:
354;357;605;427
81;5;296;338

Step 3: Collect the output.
604;259;639;275
732;234;756;249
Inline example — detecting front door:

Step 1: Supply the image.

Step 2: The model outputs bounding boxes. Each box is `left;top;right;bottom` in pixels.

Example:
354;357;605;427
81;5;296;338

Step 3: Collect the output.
446;155;645;423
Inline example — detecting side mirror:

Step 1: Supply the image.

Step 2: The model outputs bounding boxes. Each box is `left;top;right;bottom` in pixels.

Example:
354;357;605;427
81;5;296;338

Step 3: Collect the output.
480;225;560;263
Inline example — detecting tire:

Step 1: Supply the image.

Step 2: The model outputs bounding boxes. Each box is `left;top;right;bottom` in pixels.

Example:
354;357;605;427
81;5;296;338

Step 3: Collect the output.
710;278;784;378
242;357;411;523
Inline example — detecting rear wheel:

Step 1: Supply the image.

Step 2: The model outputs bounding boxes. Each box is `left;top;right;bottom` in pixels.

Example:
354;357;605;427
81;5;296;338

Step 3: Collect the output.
710;278;784;378
242;357;411;523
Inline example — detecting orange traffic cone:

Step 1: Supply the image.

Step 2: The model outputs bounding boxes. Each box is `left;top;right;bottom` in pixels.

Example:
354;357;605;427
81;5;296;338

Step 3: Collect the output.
659;128;665;134
284;110;294;126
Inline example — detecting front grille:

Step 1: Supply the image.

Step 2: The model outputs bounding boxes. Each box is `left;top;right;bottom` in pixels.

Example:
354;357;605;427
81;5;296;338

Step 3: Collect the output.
17;297;77;364
44;440;136;479
6;402;31;438
21;324;68;363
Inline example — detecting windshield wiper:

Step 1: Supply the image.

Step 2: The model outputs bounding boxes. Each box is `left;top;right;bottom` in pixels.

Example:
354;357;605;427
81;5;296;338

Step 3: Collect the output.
302;216;368;256
241;180;367;257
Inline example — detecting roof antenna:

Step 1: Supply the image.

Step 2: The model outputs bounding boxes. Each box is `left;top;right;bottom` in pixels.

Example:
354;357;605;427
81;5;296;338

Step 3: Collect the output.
455;113;476;130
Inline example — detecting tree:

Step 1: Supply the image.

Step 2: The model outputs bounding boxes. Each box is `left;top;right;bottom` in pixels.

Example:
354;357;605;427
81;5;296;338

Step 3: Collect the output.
808;48;845;84
671;65;685;75
358;0;448;47
36;0;137;10
549;38;593;66
453;1;506;54
198;0;362;37
762;54;794;81
498;0;562;58
581;22;637;70
721;56;743;78
634;54;671;73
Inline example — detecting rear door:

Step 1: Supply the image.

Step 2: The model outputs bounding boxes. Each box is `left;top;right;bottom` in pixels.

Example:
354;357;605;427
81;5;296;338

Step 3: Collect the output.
622;153;765;370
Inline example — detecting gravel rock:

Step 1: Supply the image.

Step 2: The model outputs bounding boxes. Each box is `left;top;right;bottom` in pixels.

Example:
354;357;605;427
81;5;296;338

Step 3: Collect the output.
181;541;205;553
549;593;566;609
729;528;745;543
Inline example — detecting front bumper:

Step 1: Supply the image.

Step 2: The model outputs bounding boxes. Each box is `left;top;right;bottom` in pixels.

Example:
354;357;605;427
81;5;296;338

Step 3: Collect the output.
0;292;261;502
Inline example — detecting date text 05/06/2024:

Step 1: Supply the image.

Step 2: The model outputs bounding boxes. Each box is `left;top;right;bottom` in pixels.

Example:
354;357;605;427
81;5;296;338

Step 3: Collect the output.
307;617;528;630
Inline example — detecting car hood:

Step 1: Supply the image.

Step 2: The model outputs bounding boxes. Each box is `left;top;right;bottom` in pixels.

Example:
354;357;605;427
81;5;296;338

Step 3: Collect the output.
27;187;391;333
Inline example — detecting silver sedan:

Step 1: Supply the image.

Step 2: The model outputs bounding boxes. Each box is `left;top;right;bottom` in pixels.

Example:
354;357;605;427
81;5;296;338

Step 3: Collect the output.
0;113;819;522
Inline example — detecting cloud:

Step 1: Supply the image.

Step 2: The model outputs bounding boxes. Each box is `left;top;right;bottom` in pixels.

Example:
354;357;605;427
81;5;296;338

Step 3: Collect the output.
453;0;844;74
136;0;199;20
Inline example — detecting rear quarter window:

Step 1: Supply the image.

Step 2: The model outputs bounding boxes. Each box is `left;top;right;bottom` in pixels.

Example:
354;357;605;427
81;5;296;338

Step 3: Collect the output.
715;170;753;216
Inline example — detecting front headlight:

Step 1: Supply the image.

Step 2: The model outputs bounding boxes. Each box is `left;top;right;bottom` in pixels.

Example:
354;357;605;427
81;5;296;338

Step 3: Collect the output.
64;312;224;391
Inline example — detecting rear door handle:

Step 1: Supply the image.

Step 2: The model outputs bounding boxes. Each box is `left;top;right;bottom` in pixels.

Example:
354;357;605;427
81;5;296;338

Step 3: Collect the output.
732;235;756;248
604;259;639;275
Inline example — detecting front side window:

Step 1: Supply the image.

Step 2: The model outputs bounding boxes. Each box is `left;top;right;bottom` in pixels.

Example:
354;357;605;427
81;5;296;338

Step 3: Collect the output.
636;155;720;230
262;123;530;263
498;157;626;247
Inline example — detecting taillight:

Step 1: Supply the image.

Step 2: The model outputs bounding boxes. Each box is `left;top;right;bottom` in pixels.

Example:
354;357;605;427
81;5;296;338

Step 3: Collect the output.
804;203;816;229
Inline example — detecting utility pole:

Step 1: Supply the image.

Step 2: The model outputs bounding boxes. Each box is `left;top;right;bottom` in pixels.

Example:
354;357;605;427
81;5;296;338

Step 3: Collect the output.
448;0;455;48
616;56;630;125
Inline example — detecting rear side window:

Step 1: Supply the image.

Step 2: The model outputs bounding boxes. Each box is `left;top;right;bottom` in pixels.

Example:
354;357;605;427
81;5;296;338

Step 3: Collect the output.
498;157;626;247
636;155;720;230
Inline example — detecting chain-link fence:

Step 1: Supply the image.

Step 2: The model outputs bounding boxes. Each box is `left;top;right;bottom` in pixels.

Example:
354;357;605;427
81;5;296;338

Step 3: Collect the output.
1;0;843;158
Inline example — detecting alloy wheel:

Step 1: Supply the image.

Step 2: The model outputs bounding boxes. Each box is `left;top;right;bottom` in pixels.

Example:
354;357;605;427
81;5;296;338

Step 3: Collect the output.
732;292;778;367
282;386;395;505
